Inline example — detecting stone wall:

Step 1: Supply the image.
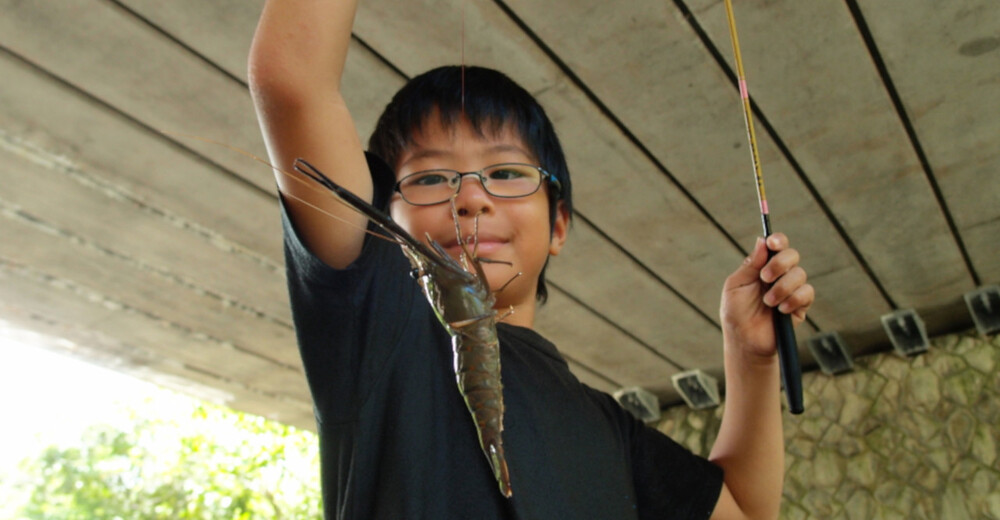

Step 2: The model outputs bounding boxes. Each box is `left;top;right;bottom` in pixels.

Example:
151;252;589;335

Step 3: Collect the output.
657;330;999;519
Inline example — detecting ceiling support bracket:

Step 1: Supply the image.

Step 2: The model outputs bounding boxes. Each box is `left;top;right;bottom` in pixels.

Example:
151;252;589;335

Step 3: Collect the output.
881;309;930;356
613;386;661;423
671;369;720;410
807;331;854;375
964;285;1000;336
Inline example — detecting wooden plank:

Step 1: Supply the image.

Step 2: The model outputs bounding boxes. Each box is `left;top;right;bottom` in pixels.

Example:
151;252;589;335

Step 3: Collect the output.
0;258;305;402
0;147;292;322
0;261;312;416
857;0;1000;283
684;0;975;305
548;218;724;370
121;0;262;82
0;304;315;429
0;0;267;190
118;0;407;142
0;51;283;262
536;82;745;322
536;290;685;399
0;199;300;369
355;0;560;92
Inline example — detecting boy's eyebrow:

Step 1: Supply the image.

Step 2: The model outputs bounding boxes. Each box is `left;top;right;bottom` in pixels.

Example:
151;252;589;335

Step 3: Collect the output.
400;144;535;168
400;148;451;166
487;144;535;159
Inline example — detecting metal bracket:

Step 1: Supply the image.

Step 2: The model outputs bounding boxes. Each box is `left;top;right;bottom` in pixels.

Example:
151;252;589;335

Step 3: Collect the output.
881;309;930;356
671;369;720;410
613;386;661;423
965;285;1000;336
807;331;854;375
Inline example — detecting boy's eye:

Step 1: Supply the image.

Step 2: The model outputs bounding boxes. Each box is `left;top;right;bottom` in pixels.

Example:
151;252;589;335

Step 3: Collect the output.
408;172;453;186
487;167;531;181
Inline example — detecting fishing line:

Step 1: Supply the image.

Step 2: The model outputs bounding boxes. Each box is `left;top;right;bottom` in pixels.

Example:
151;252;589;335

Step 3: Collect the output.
461;0;466;116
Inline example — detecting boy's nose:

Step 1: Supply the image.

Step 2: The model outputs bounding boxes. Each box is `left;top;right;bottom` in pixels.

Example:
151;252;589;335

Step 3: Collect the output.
454;174;494;216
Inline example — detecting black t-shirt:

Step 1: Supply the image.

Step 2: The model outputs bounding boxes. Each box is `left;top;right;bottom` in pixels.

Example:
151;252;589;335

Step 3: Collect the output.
282;153;723;519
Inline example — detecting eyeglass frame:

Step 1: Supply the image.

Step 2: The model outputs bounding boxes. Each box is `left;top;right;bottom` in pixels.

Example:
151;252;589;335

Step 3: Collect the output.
392;162;563;207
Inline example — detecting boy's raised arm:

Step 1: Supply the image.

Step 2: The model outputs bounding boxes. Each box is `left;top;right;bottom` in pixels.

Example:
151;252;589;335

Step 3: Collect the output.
709;234;812;519
249;0;373;269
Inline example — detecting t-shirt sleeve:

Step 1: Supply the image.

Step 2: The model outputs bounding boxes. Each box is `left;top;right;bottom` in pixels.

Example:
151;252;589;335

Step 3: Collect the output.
630;419;724;520
282;152;423;424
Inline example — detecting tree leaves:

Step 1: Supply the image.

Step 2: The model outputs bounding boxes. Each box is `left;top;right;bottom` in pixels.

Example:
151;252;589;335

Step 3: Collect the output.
11;402;321;519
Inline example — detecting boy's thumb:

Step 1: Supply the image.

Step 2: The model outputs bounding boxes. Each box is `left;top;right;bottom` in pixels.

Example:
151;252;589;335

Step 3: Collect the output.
726;237;768;288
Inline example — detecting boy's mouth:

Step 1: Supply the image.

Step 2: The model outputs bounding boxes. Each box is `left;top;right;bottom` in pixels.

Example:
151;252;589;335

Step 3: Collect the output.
441;234;508;257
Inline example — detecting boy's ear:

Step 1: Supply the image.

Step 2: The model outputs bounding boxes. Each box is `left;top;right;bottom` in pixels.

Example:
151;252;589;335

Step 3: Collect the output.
548;202;570;256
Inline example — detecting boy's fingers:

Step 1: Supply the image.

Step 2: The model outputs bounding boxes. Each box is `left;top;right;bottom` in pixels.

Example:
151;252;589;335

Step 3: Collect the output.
764;266;810;308
765;232;788;252
780;284;815;317
761;247;800;284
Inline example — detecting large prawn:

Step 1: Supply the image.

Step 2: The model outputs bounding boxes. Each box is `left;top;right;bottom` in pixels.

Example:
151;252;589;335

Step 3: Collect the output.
292;158;516;498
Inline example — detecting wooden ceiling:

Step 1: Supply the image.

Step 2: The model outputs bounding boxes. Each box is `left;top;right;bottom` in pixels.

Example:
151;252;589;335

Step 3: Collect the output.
1;0;996;428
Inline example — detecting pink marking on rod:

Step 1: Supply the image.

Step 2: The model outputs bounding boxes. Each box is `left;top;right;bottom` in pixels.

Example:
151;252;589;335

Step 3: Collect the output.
760;199;769;215
739;79;749;99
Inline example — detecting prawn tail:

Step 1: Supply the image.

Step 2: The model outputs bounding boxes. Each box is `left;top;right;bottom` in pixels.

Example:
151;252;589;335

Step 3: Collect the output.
488;441;513;498
453;322;512;498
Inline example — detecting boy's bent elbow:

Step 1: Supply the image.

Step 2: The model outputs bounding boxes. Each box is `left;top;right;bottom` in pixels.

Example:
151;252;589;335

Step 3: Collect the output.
709;482;781;520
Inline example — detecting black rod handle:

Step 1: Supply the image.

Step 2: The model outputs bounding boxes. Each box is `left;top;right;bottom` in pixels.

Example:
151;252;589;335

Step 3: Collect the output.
763;237;804;414
773;309;803;414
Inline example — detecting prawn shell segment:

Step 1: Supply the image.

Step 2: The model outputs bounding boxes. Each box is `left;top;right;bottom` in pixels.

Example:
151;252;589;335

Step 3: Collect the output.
452;321;511;497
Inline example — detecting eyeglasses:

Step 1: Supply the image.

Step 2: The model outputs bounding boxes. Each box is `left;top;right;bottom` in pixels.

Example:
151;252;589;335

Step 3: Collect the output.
393;163;561;206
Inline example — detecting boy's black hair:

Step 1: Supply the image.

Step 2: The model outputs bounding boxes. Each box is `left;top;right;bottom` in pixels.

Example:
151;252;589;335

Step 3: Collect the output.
368;65;573;303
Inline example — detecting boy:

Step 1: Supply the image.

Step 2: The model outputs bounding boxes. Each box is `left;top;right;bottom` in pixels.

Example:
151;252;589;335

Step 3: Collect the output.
249;1;814;519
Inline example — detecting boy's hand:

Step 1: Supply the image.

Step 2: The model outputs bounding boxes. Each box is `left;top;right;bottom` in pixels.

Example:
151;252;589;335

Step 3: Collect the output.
719;233;814;359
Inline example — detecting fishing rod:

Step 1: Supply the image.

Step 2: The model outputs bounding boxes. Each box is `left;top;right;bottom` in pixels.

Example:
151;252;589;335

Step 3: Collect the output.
723;0;804;414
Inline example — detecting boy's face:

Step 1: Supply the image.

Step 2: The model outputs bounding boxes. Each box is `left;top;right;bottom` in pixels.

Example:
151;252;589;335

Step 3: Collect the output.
389;115;569;315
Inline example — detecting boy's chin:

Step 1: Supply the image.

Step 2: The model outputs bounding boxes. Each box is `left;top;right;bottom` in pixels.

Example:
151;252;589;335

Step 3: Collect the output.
484;266;538;309
480;261;519;286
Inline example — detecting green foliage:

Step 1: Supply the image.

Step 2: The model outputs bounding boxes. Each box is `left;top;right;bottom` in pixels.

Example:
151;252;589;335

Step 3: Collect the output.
11;402;321;519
